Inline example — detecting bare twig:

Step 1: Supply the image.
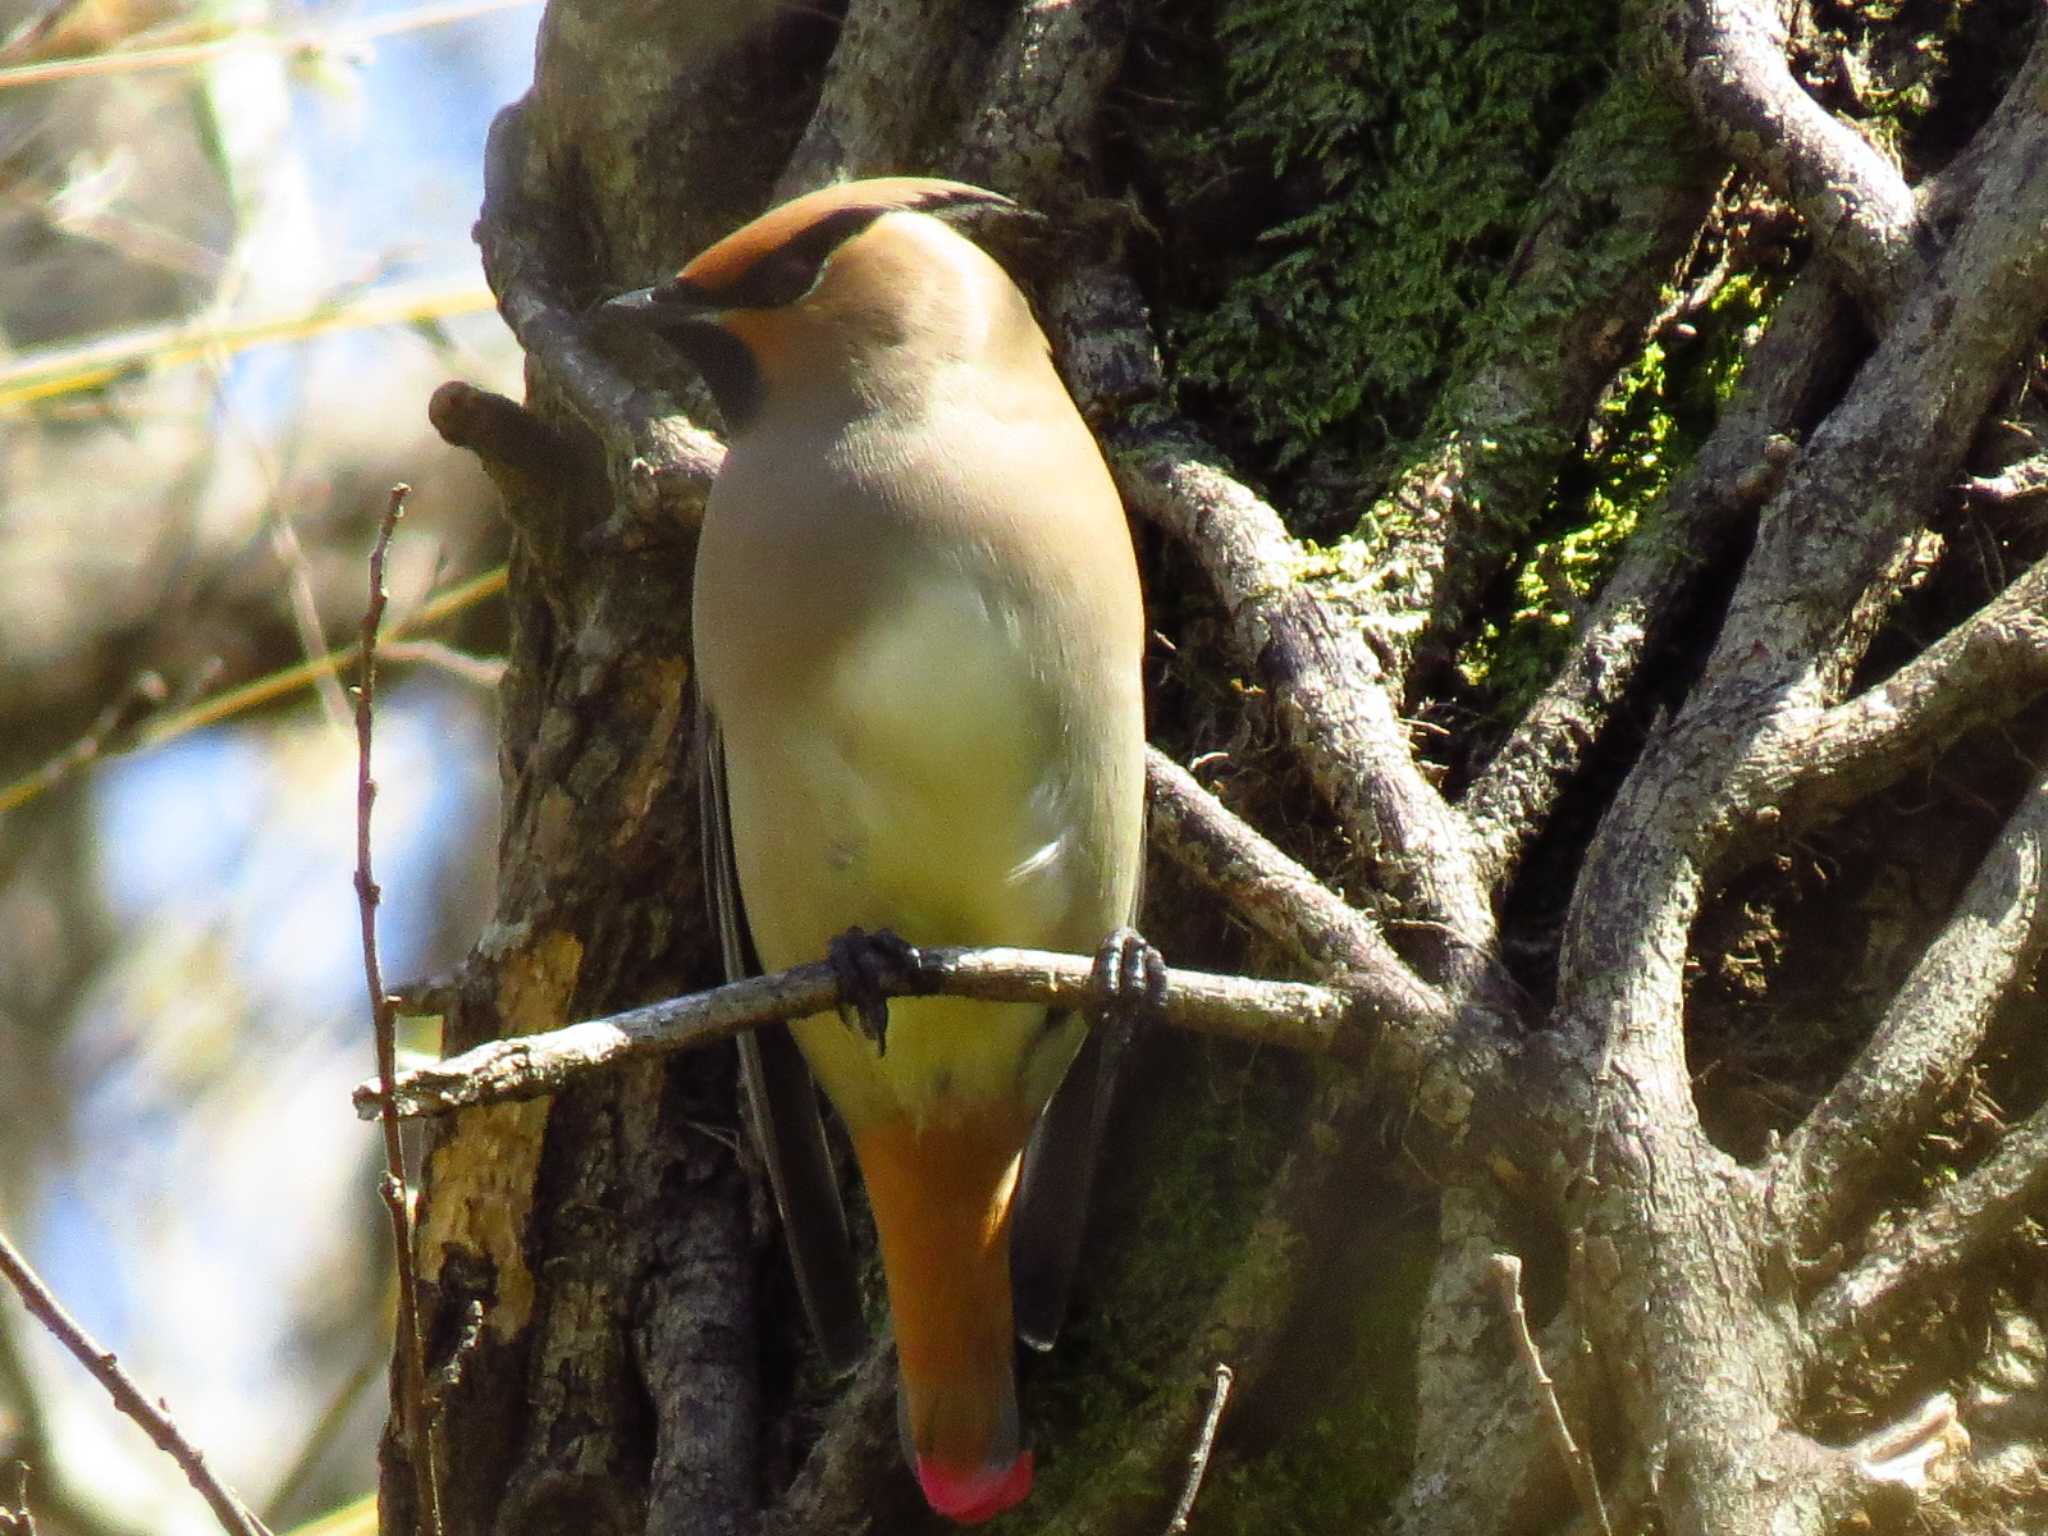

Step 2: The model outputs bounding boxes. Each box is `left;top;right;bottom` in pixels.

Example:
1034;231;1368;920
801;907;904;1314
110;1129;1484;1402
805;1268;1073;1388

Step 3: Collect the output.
352;943;1378;1121
0;670;170;816
266;492;353;734
1489;1254;1612;1536
1144;748;1442;1010
0;1229;270;1536
353;485;440;1536
0;277;494;413
379;639;507;691
1163;1364;1235;1536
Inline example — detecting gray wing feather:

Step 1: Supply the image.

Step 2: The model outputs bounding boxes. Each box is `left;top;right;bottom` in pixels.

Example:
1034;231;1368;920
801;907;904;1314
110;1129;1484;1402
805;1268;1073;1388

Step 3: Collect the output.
1010;849;1146;1352
701;702;867;1371
1011;1018;1113;1351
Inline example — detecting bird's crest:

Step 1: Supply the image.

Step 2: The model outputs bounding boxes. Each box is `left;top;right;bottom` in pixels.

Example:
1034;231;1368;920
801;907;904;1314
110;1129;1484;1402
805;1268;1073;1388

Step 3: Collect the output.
677;178;1020;310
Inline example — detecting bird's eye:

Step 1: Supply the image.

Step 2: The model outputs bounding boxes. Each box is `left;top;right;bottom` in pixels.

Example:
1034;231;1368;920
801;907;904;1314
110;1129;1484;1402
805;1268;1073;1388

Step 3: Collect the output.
757;251;824;306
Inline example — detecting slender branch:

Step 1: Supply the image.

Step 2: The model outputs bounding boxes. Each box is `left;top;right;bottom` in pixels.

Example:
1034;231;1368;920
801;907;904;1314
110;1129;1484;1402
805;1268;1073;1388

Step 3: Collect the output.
1653;0;1922;321
1163;1364;1235;1536
353;943;1377;1121
1489;1255;1612;1536
0;277;493;414
1806;1101;2048;1376
1726;552;2048;863
0;669;171;817
378;639;507;692
1112;429;1496;984
1143;748;1440;1006
353;487;441;1536
1779;763;2048;1259
0;1228;270;1536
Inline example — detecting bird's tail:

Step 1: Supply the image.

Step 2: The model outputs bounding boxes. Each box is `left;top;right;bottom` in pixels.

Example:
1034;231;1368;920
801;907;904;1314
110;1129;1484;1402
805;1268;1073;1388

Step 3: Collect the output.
854;1108;1035;1524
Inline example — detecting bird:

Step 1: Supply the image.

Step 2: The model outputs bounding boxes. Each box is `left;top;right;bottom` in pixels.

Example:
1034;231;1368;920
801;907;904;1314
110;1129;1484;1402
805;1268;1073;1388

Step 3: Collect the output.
604;178;1148;1524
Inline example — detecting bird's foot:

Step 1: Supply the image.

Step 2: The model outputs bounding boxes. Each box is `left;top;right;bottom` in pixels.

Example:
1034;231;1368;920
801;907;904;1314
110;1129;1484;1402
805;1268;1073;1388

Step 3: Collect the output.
1089;926;1166;1038
829;926;922;1053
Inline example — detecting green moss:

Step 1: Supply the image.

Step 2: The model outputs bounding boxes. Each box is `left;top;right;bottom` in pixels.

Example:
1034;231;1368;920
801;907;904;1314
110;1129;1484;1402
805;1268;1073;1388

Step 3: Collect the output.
1022;1042;1311;1505
1457;270;1778;711
1195;1219;1436;1533
1162;0;1619;474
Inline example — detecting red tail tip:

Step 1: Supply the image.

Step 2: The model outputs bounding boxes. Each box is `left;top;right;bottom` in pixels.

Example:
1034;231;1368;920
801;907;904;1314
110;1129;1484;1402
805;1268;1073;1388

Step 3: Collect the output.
916;1450;1034;1524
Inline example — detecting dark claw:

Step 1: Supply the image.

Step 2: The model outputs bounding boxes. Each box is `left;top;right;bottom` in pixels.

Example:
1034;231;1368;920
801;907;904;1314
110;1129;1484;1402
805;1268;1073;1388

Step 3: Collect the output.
829;926;922;1053
1089;926;1166;1036
1085;927;1165;1143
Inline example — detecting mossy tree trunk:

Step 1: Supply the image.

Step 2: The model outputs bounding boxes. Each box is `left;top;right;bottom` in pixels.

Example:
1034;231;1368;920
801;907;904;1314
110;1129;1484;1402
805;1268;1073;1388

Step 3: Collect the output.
394;2;2048;1533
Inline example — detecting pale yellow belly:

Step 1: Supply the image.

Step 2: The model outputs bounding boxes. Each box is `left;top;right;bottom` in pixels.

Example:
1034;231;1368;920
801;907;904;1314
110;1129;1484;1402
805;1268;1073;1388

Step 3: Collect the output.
717;576;1101;1128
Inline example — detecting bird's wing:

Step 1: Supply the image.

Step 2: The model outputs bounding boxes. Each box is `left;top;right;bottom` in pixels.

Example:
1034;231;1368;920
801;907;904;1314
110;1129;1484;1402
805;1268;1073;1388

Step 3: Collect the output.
1010;1018;1104;1352
1010;846;1147;1353
701;700;868;1371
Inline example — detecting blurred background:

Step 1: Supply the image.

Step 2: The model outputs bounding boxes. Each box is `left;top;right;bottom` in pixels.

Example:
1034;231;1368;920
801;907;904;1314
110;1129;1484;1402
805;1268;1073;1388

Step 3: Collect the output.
0;2;538;1529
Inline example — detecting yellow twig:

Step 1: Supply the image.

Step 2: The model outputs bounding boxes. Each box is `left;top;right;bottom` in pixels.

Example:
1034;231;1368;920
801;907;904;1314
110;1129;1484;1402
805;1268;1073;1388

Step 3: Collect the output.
0;566;508;816
0;0;540;90
0;278;497;412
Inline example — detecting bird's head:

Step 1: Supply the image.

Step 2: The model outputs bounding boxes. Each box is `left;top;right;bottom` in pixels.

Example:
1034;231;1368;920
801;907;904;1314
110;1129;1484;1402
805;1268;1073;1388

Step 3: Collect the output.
602;177;1040;432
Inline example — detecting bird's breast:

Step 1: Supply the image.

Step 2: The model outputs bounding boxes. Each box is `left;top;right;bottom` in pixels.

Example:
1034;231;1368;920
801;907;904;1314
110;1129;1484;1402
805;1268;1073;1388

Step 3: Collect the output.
695;404;1143;1124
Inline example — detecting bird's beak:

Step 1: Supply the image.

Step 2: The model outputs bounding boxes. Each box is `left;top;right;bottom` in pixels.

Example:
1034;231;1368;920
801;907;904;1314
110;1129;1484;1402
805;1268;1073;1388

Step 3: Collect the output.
594;282;727;337
601;286;661;314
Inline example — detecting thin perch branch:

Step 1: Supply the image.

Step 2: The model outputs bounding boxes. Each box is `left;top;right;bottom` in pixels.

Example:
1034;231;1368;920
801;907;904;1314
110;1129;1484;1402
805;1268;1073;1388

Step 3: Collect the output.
1143;747;1440;1001
353;486;441;1536
0;1227;271;1536
353;943;1378;1121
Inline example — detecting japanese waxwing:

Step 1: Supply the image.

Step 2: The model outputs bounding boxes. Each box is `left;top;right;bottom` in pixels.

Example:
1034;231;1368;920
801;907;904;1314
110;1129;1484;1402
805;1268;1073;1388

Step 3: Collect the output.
605;177;1145;1524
